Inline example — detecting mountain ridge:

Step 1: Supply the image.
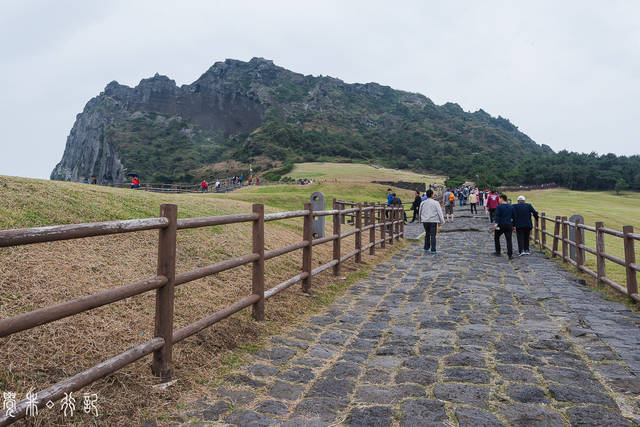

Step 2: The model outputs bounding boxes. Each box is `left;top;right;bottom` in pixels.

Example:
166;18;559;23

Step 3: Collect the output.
51;57;554;185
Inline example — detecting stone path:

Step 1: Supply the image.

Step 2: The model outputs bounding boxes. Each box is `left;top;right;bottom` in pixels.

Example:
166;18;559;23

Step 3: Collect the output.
178;206;640;426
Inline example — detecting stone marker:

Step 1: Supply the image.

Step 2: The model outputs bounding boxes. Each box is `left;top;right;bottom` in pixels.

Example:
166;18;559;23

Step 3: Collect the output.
569;214;585;261
311;192;325;238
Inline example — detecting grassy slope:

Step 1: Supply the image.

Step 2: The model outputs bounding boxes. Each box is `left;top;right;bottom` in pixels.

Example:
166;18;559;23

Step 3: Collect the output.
515;188;640;293
284;162;445;184
0;174;406;425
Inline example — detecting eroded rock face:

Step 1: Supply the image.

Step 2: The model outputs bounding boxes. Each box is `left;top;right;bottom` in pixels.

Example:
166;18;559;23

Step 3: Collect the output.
51;58;277;183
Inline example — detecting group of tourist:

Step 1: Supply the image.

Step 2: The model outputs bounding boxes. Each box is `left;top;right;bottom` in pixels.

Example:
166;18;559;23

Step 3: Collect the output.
403;185;539;259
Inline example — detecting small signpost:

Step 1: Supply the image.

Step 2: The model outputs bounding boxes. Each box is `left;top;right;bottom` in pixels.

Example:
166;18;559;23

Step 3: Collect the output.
311;192;325;238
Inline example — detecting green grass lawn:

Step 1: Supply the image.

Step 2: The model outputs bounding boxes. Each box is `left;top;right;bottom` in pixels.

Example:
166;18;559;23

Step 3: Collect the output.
514;188;640;293
285;162;444;185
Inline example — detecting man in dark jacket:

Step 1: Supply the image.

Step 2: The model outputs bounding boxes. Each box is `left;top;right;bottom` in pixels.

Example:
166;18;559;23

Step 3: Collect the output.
493;194;515;259
513;195;539;256
410;190;422;223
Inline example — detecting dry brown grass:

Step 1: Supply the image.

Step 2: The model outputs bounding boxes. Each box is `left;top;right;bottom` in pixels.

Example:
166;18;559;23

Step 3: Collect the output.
0;177;404;426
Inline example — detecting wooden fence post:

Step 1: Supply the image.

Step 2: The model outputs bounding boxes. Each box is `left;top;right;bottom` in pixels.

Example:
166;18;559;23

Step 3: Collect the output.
355;203;362;263
561;216;568;262
380;205;386;249
623;225;638;296
340;201;345;225
534;215;540;245
252;204;265;321
595;222;606;286
388;208;395;245
575;218;584;269
333;198;341;276
302;203;313;293
400;207;405;238
541;213;546;250
152;203;177;381
552;216;561;258
369;203;376;255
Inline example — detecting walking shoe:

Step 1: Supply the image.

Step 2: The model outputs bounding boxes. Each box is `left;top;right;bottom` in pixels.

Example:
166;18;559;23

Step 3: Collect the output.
492;252;501;256
424;249;430;253
508;255;514;260
525;251;531;255
430;251;437;254
518;252;524;257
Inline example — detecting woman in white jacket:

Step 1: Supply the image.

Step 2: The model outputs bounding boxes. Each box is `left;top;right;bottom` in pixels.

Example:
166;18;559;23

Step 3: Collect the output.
419;189;445;254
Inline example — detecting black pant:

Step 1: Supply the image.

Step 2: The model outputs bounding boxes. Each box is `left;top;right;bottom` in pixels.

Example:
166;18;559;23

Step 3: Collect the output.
489;208;496;223
412;208;419;222
470;203;477;214
423;222;437;251
494;224;513;257
516;227;532;253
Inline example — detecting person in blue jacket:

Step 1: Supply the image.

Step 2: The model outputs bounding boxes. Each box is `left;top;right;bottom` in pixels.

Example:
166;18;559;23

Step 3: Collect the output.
513;195;539;256
493;194;515;259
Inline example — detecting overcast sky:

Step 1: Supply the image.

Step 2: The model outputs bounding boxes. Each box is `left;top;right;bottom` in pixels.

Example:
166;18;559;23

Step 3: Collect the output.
1;0;638;179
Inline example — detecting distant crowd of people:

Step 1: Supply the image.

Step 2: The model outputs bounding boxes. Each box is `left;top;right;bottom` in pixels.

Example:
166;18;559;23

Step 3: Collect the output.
401;184;539;260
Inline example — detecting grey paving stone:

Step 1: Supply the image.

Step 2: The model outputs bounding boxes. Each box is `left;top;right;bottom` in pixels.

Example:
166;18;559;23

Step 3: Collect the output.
402;355;439;371
399;399;448;426
395;368;437;385
506;384;550;403
279;366;315;383
227;374;267;388
361;368;391;384
294;397;348;422
455;407;505;427
346;406;394;427
322;360;361;379
548;383;617;407
566;405;633;426
495;364;538;383
500;403;564;427
267;380;305;401
186;400;230;421
255;400;288;416
539;366;605;391
307;378;355;398
444;351;487;368
433;383;490;407
443;367;492;384
308;344;340;359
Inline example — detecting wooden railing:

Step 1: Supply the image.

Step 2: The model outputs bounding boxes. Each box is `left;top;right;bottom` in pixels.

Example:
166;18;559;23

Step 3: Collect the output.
0;199;404;425
531;214;639;303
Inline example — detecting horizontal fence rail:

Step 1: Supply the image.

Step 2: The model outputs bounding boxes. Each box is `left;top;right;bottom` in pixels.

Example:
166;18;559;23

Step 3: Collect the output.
530;213;638;304
0;199;404;425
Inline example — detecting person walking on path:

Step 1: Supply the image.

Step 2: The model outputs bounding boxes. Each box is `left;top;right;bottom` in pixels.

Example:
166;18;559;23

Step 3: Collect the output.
390;193;407;224
419;189;444;254
386;188;393;218
486;190;500;222
201;179;208;192
469;191;478;214
493;194;515;259
513;195;539;256
443;188;455;223
410;190;422;223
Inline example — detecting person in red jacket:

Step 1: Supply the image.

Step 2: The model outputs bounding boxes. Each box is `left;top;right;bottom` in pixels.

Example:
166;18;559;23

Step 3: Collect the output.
485;190;500;223
201;180;208;192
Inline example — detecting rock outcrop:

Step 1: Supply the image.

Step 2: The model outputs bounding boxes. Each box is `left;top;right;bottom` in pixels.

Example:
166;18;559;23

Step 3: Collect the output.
51;58;551;184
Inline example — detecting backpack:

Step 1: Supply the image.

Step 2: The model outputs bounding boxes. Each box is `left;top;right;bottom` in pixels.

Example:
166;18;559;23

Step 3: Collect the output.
449;193;455;202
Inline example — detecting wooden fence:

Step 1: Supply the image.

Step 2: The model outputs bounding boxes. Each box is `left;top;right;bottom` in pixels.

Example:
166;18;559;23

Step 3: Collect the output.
531;214;639;303
0;199;404;425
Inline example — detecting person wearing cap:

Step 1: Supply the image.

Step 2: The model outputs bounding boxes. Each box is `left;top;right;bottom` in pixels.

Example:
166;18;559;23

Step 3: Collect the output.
513;195;539;256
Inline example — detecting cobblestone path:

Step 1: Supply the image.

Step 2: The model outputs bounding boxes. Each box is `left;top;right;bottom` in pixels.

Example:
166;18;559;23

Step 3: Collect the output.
179;207;640;426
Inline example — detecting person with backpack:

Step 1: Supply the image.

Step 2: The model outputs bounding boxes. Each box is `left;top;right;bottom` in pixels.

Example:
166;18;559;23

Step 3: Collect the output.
493;194;515;259
410;190;422;223
419;189;444;254
513;195;539;256
486;190;500;222
443;189;455;223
